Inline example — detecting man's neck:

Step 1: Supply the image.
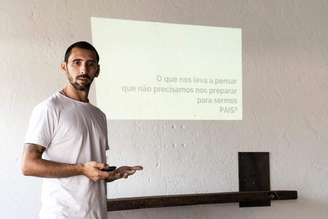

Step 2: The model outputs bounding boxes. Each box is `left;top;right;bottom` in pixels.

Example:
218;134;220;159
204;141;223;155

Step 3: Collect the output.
62;85;89;103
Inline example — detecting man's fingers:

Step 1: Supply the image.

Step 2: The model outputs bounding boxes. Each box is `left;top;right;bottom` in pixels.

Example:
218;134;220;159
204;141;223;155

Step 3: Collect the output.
94;162;106;169
90;170;109;182
126;169;136;175
112;171;121;180
104;163;110;169
131;166;143;171
123;171;133;178
105;165;143;181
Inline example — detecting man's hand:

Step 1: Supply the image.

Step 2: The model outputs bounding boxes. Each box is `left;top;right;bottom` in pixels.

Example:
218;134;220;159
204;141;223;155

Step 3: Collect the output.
106;165;143;182
82;161;111;182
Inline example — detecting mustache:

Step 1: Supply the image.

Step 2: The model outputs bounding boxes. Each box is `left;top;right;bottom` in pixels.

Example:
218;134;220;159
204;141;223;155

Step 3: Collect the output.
76;75;91;80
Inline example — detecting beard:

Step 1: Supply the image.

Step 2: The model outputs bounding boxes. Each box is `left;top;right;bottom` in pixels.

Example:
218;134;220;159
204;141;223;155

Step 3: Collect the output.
67;73;94;91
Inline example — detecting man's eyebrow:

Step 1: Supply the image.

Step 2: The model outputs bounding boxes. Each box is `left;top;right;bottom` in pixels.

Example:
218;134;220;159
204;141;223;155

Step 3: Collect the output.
71;58;97;62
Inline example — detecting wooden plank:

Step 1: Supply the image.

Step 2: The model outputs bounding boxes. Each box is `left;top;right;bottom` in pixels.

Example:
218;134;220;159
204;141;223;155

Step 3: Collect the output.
107;190;297;211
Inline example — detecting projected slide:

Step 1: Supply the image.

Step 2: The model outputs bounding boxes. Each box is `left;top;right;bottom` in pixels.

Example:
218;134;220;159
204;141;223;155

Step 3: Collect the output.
91;17;242;120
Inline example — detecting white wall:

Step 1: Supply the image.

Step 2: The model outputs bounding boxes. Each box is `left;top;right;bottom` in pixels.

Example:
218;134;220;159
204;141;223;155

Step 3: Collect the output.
1;0;328;218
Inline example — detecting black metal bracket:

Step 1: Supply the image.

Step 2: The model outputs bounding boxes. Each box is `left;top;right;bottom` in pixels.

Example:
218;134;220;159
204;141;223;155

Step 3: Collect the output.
238;152;271;207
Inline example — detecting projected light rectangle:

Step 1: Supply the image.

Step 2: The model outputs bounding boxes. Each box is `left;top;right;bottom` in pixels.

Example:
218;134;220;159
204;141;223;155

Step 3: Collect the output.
91;17;242;120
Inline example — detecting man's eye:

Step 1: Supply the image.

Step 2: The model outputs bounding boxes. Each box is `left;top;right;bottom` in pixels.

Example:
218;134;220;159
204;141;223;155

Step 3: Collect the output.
87;62;97;68
72;61;81;65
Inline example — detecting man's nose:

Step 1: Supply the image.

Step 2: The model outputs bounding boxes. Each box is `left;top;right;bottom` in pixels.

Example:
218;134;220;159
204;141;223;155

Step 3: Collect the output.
80;63;87;74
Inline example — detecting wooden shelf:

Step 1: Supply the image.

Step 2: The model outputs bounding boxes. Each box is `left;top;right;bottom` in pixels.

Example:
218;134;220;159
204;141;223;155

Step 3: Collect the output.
107;190;297;211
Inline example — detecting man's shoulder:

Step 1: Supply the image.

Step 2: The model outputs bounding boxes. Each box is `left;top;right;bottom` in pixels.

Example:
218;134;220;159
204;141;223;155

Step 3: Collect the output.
33;92;62;113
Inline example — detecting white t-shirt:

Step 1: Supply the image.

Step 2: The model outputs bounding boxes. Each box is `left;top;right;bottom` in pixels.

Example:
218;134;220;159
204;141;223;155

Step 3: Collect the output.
24;91;109;219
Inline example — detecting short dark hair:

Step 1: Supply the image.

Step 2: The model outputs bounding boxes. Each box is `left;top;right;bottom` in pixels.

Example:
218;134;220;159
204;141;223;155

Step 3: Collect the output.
64;41;99;63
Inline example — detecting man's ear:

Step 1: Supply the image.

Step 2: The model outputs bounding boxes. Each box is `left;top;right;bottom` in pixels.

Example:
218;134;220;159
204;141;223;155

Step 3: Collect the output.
60;62;67;73
95;64;100;77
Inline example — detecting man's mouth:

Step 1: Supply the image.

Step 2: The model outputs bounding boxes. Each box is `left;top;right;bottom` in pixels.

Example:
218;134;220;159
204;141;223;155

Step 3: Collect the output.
77;76;90;81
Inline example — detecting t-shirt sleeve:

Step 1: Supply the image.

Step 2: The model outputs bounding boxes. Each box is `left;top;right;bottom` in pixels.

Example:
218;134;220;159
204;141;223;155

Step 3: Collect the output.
24;102;56;148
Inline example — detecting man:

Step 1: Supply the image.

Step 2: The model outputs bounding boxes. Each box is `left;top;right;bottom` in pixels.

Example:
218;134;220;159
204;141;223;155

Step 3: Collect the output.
22;41;143;219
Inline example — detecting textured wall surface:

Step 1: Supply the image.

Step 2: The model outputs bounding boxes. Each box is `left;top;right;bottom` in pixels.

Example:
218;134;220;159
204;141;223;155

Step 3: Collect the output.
1;0;328;218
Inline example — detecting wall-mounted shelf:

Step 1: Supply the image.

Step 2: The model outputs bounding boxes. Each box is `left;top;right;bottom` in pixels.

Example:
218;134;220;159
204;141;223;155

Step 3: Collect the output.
107;190;297;211
107;152;297;211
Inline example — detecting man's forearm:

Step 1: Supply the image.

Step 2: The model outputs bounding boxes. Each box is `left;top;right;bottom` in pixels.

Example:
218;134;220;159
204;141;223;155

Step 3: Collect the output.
22;143;110;181
22;158;84;178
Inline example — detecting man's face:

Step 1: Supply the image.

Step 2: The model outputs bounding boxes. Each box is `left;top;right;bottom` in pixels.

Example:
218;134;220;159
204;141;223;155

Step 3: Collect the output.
62;47;99;91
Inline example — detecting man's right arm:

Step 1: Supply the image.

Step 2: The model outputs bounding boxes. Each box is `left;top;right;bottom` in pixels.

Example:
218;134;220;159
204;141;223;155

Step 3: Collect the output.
21;143;110;182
